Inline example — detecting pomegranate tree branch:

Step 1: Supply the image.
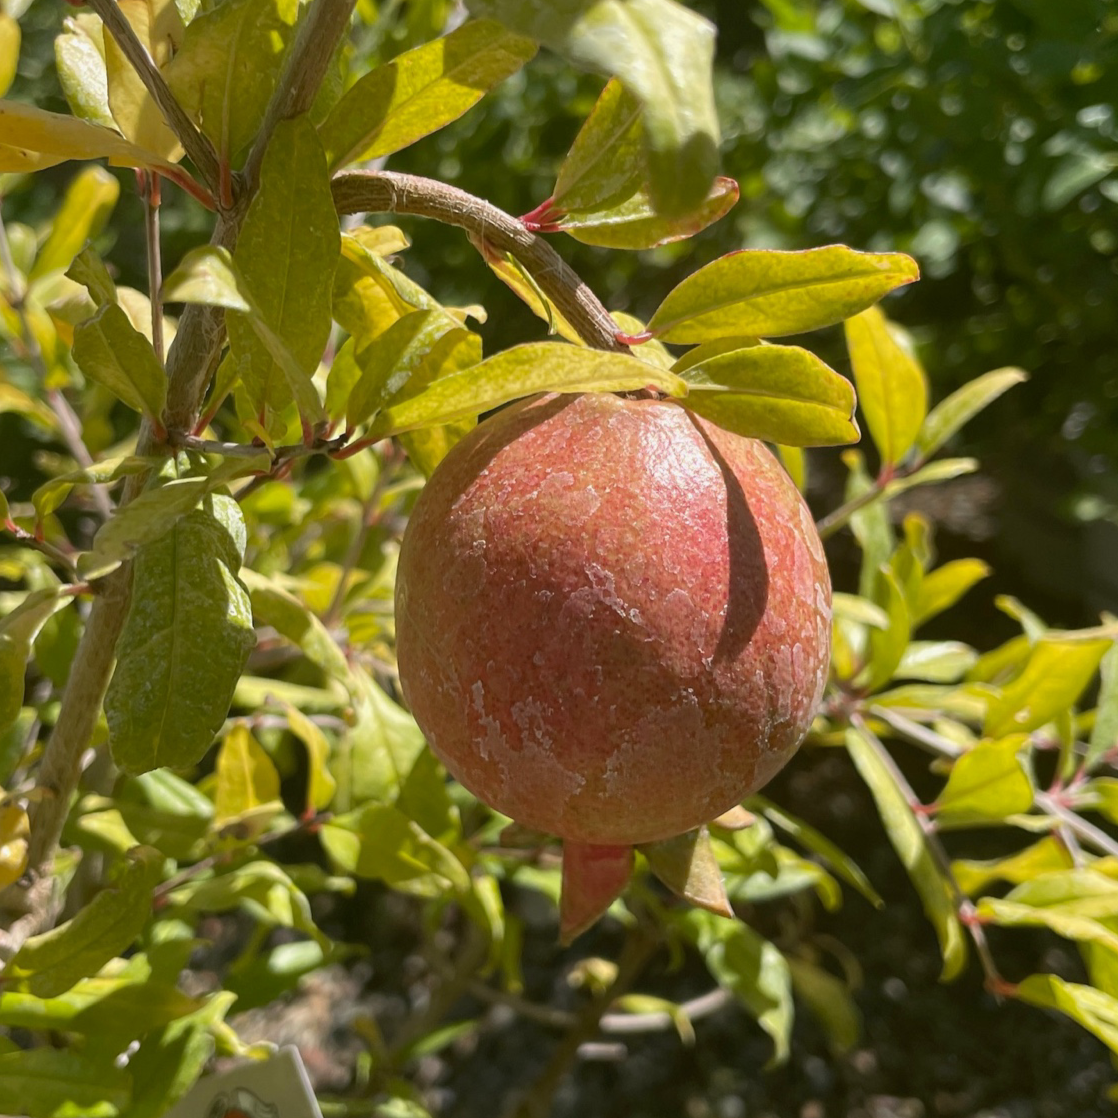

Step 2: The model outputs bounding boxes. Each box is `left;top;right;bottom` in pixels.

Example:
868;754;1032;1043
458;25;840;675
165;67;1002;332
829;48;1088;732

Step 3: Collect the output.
86;0;222;198
331;171;629;355
241;0;357;195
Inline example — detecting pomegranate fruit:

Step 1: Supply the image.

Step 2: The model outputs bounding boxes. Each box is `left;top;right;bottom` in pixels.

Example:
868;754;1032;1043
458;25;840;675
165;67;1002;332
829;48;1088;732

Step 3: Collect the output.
395;391;831;937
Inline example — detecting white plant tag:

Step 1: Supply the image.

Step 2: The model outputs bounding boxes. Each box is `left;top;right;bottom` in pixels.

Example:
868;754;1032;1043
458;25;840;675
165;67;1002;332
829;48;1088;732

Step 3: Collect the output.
162;1045;322;1118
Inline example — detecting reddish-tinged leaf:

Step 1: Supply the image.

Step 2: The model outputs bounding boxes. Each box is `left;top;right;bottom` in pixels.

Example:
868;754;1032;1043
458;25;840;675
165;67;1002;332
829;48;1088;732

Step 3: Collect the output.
560;841;633;944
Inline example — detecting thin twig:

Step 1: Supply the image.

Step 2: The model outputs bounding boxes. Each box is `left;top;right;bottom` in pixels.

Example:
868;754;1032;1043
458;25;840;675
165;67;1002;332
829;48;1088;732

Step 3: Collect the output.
504;925;659;1118
86;0;222;199
866;705;966;759
143;173;165;364
1;521;80;581
1037;792;1118;860
332;171;629;355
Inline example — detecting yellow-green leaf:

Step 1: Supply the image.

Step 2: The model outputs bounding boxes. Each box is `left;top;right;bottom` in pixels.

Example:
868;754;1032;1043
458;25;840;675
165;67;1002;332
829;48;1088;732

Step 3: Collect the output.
935;735;1034;822
322;19;537;170
914;558;991;627
844;306;927;467
952;837;1074;896
283;703;336;814
226;116;337;434
165;0;301;164
648;246;919;343
554;176;738;250
1086;640;1118;771
213;724;282;824
367;341;686;438
0;802;29;891
0;98;184;175
552;77;644;212
55;13;115;130
845;724;966;980
985;636;1111;737
676;342;858;447
1016;974;1118;1056
916;367;1027;460
0;1049;130;1118
71;301;167;420
0;15;20;101
0;589;69;736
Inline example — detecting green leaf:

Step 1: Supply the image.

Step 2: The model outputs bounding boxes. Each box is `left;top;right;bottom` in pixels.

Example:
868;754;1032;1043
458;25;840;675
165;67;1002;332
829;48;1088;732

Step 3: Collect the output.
283;703;337;813
915;367;1027;460
226;116;338;434
913;558;991;627
845;725;966;980
161;244;251;312
0;15;16;101
31;164;120;281
71;302;167;421
555;177;738;250
648;246;919;343
831;592;889;630
787;957;861;1054
1086;639;1118;771
67;244;119;308
0;1048;130;1118
864;566;911;692
935;735;1034;822
126;991;236;1118
552;77;644;212
323;803;470;896
0;589;68;736
366;341;686;439
1016;974;1118;1057
952;837;1074;896
844;306;927;467
55;14;116;130
470;0;720;217
676;342;858;447
165;0;301;164
346;309;481;431
895;640;977;683
213;724;282;825
686;909;793;1065
754;797;882;907
321;19;537;170
105;493;256;774
7;846;163;998
985;636;1111;738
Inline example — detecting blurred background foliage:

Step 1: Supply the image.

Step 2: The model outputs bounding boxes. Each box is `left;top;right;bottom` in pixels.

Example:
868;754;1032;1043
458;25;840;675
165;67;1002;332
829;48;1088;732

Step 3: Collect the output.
5;0;1118;617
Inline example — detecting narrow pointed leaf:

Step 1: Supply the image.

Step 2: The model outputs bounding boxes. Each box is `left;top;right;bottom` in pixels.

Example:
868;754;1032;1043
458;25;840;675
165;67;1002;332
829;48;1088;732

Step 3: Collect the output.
368;342;686;438
0;96;185;175
553;77;644;211
787;958;861;1054
72;302;167;420
648;246;919;343
104;0;184;161
322;19;537;170
475;244;584;345
560;841;633;944
951;837;1073;896
31;165;120;281
556;176;738;250
916;367;1027;460
914;559;991;627
165;0;301;164
1086;640;1118;770
844;306;927;467
0;589;69;736
55;13;116;130
641;827;732;917
226;115;337;434
896;640;977;683
7;846;163;997
677;342;858;447
105;494;256;774
469;0;720;217
347;309;481;430
845;725;966;980
1016;975;1118;1057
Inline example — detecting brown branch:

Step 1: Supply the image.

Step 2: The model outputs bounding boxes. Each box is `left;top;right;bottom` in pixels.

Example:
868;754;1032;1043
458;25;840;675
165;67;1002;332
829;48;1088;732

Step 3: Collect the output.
331;171;629;354
240;0;357;195
86;0;222;199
